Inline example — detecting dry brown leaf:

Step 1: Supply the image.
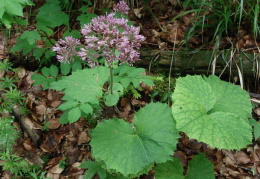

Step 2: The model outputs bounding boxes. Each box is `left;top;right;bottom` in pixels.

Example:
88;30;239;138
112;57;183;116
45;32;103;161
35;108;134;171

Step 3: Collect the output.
225;156;236;169
46;173;60;179
234;151;251;165
23;138;35;151
16;67;26;79
134;7;143;18
182;14;194;25
174;151;187;167
48;118;61;130
78;130;90;145
48;163;64;174
26;71;36;88
36;104;47;116
0;32;8;59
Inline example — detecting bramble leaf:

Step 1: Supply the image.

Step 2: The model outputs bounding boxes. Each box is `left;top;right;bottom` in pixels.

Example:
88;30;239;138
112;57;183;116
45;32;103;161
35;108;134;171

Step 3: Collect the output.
20;31;41;45
185;153;214;179
60;63;71;76
0;0;33;18
77;13;98;28
249;118;260;139
33;48;43;59
171;75;252;150
10;36;36;55
31;74;46;86
154;153;214;179
154;158;183;179
49;65;59;77
113;65;154;88
57;101;79;111
36;0;69;30
63;30;82;39
80;103;93;115
68;107;81;124
80;161;106;179
41;67;50;77
90;103;179;177
10;31;40;55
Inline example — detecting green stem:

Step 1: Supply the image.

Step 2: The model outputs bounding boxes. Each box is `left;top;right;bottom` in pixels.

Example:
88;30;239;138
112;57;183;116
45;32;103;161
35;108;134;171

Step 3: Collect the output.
109;63;127;121
109;63;113;94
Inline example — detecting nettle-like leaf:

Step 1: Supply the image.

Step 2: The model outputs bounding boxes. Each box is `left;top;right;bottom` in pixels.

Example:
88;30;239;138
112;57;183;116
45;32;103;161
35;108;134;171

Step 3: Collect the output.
154;158;183;179
10;31;40;55
36;0;69;32
50;66;109;105
80;161;106;179
185;153;214;179
77;13;98;28
154;153;214;179
31;65;59;90
171;75;252;150
0;0;33;18
57;100;94;124
90;103;179;177
249;118;260;139
113;65;154;88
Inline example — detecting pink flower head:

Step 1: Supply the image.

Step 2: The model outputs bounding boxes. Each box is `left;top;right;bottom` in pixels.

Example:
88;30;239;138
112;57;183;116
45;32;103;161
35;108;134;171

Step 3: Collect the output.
53;36;80;63
53;1;145;67
78;7;145;66
113;1;130;14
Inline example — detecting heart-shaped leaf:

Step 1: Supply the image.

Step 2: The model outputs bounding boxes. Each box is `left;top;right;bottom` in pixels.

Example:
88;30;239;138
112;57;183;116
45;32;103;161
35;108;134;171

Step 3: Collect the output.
90;103;179;177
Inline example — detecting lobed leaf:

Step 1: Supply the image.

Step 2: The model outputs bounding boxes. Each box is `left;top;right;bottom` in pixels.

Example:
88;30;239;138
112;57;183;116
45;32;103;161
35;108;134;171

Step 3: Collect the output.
50;66;110;105
113;65;154;88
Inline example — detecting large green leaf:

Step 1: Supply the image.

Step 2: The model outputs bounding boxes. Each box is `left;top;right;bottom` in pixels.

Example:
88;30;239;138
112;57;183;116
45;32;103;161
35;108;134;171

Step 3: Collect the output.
154;153;214;179
50;66;109;105
171;75;252;150
90;103;179;177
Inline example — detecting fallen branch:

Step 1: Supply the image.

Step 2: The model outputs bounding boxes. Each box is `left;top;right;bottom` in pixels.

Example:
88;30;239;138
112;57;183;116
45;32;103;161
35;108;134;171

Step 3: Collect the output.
0;90;42;146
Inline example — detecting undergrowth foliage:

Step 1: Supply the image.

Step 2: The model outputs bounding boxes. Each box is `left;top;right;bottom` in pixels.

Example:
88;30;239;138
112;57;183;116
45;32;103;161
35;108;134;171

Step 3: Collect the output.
0;60;50;179
44;1;254;178
0;0;257;178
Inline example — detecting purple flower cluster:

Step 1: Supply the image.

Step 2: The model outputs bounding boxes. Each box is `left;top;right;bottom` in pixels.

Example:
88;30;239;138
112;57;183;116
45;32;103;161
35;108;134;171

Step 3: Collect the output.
53;36;80;63
53;1;145;67
113;1;130;14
